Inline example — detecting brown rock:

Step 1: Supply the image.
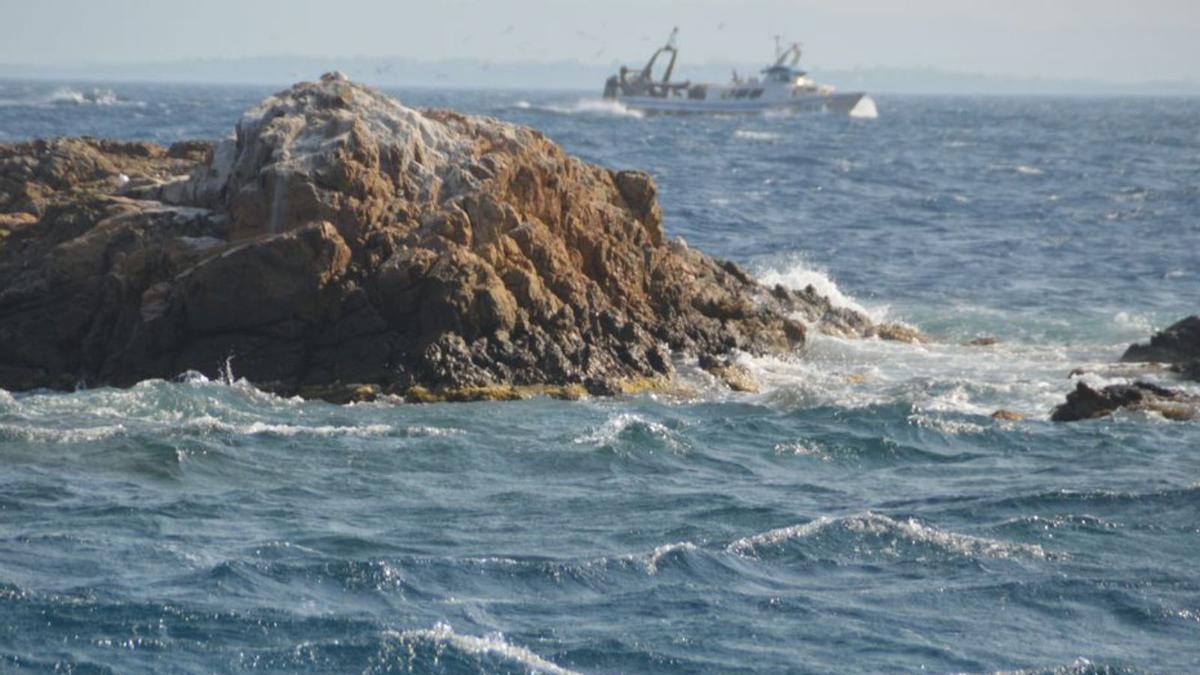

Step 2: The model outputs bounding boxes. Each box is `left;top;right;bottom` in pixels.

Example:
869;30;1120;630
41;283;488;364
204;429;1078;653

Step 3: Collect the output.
1051;381;1198;422
1121;316;1200;380
0;76;905;402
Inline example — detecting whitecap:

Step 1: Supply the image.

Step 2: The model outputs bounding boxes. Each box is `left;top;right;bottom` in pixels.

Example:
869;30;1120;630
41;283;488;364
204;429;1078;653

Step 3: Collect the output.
734;129;780;142
179;416;393;438
642;541;697;575
47;87;126;106
1111;311;1153;336
1015;165;1044;176
403;425;466;437
572;412;683;449
990;657;1107;675
0;422;126;443
746;328;1098;419
773;440;833;460
383;622;579;675
727;512;1050;560
754;257;878;320
907;413;988;435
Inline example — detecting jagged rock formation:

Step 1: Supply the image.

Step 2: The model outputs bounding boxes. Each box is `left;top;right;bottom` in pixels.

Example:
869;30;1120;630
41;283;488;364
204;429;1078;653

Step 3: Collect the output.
1051;316;1200;422
1120;315;1200;380
1051;381;1197;422
0;73;912;402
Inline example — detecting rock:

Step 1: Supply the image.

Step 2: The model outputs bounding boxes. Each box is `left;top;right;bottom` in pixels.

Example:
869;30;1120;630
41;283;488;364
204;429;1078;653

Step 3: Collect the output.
866;322;927;344
1050;381;1198;422
698;354;760;393
990;409;1025;421
0;76;904;402
965;336;998;347
1121;316;1200;380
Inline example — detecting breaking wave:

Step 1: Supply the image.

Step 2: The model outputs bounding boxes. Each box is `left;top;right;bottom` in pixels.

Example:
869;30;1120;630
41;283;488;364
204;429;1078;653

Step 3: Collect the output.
734;129;782;142
572;412;686;450
727;512;1051;560
380;622;579;675
754;256;878;319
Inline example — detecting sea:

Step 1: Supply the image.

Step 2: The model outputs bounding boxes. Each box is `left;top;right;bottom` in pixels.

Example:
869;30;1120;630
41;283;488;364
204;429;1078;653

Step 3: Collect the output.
1;80;1198;674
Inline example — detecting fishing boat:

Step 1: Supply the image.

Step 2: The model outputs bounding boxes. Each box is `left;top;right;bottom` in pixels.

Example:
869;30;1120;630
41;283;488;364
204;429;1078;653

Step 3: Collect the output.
603;30;868;115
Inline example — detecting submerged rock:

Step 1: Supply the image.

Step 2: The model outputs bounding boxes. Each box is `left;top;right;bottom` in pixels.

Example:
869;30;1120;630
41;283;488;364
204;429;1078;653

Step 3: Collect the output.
0;75;910;402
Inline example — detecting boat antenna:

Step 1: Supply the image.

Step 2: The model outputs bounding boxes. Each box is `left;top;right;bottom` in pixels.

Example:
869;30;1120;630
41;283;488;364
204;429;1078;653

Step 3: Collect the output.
773;35;782;60
667;26;679;49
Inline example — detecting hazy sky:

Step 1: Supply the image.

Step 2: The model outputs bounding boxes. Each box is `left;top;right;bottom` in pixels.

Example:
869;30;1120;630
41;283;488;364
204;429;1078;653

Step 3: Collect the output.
2;0;1197;82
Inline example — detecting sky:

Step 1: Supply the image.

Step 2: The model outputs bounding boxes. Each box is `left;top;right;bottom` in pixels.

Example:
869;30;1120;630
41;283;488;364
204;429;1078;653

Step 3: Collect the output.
2;0;1198;83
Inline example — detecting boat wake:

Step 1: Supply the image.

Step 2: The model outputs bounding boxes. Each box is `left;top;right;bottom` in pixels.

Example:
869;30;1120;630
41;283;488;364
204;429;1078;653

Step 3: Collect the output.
514;98;644;119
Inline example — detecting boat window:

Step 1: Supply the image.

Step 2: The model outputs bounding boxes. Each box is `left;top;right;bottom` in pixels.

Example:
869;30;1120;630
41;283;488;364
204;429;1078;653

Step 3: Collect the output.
749;89;764;99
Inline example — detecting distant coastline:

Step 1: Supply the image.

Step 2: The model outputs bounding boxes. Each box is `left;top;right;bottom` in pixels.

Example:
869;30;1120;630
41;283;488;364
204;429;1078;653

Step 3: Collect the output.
3;56;1199;96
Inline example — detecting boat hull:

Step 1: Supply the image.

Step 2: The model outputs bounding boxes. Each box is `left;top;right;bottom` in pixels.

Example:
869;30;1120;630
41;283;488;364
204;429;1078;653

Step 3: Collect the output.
617;92;866;115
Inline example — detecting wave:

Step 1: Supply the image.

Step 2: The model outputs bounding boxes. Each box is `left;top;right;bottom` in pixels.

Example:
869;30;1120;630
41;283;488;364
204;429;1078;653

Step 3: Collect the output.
177;415;394;438
754;256;879;320
49;86;119;106
734;129;781;142
572;412;686;450
727;512;1051;561
381;622;579;675
642;541;698;575
0;421;127;443
989;657;1137;675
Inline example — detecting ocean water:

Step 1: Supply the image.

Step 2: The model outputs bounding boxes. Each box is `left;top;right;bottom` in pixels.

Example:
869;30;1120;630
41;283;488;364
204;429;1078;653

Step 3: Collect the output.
1;80;1199;673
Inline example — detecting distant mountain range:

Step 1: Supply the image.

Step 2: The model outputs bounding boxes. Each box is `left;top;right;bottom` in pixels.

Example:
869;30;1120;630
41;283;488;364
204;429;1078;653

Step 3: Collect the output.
2;56;1198;96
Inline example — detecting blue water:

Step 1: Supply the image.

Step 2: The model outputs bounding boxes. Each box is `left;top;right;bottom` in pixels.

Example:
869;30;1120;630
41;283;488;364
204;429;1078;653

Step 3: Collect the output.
1;80;1199;673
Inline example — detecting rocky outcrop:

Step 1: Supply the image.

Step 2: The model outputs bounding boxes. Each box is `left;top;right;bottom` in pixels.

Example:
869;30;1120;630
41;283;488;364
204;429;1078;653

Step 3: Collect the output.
1120;315;1200;380
1051;316;1200;422
0;73;912;402
1051;381;1197;422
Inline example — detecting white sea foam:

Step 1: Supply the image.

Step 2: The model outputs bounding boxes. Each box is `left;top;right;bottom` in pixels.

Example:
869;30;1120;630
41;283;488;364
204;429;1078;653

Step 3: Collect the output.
1015;165;1045;176
403;425;466;437
773;440;833;461
734;129;781;142
849;95;879;119
754;258;878;320
642;541;697;575
727;512;1049;560
0;422;126;443
47;87;128;106
572;413;682;449
384;622;579;675
1111;310;1154;336
742;325;1104;420
989;657;1104;675
538;99;643;119
908;413;988;435
179;416;393;438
